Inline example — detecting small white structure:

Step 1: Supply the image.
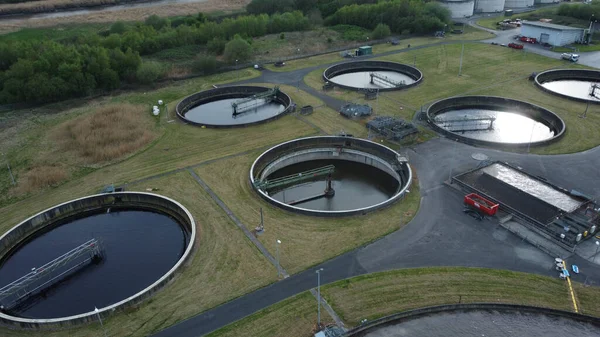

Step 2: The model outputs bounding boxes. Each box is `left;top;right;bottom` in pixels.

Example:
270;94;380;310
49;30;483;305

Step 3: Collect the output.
152;106;160;116
438;0;475;18
521;21;586;46
158;100;163;105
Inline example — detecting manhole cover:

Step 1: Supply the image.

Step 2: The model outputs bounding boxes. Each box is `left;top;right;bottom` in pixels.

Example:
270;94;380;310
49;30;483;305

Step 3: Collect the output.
472;153;489;161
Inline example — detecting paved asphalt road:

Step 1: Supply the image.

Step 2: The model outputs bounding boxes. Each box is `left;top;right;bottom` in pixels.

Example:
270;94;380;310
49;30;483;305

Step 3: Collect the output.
154;27;600;337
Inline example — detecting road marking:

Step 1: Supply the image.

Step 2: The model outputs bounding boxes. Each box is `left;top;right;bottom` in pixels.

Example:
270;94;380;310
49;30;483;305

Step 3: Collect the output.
564;260;579;313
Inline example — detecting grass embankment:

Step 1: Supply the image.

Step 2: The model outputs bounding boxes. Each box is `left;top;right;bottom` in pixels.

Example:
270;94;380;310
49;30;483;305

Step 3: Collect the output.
194;153;420;275
206;292;332;337
1;172;277;337
265;26;493;73
0;68;262;208
304;42;600;154
206;267;600;337
11;103;157;196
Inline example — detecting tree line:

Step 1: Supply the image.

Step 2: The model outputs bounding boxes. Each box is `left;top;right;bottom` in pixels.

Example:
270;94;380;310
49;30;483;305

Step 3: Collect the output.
556;2;600;22
0;11;310;104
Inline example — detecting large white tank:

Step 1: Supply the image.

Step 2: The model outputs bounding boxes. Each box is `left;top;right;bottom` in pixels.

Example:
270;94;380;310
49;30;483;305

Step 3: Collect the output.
474;0;505;12
439;0;475;19
504;0;533;8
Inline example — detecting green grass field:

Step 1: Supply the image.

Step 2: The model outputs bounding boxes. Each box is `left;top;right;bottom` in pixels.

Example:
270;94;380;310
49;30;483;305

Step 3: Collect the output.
203;267;600;337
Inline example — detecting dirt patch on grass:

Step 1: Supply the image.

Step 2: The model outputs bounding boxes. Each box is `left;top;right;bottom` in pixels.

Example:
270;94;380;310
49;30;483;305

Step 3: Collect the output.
12;164;68;195
52;103;156;165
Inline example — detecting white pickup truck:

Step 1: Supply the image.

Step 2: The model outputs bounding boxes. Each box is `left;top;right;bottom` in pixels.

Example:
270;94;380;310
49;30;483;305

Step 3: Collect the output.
561;53;579;62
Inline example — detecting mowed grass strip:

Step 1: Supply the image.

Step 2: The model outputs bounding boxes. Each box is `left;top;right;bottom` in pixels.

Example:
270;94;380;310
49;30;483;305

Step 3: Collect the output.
206;292;332;337
266;26;493;73
0;171;277;337
573;283;600;317
195;153;420;274
322;267;578;326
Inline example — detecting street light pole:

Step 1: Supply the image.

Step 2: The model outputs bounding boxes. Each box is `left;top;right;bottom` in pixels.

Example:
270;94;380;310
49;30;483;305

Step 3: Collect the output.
95;307;108;337
595;241;599;263
276;239;282;277
235;59;239;81
316;268;324;328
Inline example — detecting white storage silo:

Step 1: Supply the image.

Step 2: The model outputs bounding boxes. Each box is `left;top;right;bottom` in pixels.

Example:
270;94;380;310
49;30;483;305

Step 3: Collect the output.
439;0;475;19
474;0;505;13
504;0;534;8
535;0;559;4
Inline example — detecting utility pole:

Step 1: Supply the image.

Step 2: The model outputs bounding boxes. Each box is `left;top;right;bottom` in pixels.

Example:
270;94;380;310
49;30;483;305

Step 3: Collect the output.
316;268;324;328
458;44;465;77
276;239;282;278
2;153;15;185
376;88;380;116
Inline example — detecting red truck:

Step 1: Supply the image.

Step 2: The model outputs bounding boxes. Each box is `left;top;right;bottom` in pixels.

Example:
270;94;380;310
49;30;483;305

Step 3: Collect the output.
519;36;536;43
464;193;499;216
508;43;524;49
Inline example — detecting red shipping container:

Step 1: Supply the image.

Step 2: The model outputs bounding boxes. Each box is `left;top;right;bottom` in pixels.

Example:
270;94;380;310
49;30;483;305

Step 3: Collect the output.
464;193;499;216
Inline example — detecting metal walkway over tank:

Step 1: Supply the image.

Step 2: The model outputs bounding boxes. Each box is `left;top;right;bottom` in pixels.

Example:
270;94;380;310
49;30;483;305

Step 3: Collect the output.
232;87;280;116
369;72;405;88
254;165;335;192
0;238;104;311
436;115;496;132
590;83;600;98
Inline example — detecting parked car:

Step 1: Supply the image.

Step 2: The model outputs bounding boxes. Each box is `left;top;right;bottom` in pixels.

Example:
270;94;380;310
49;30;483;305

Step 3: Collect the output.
508;43;524;49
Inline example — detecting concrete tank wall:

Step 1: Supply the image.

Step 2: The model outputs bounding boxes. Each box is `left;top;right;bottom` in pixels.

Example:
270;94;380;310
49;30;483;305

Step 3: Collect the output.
426;96;565;148
323;61;423;92
535;69;600;104
250;136;412;217
474;0;505;13
504;0;534;8
176;85;293;128
438;0;474;18
0;192;196;329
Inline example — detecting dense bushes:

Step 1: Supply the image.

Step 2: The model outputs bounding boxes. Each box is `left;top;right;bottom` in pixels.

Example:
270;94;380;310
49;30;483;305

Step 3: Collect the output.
556;2;600;21
325;0;451;34
0;11;311;105
371;23;391;39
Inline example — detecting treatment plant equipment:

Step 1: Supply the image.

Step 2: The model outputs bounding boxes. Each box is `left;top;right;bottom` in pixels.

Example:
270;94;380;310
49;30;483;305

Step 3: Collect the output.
323;61;422;92
0;192;195;329
250;136;412;216
426;96;565;148
535;69;600;104
176;85;293;127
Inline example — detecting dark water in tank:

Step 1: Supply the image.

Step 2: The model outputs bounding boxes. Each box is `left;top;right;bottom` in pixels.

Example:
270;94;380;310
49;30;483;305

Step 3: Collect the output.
541;80;600;102
363;310;600;337
434;108;554;143
329;71;415;90
0;209;187;318
184;97;285;126
267;159;399;211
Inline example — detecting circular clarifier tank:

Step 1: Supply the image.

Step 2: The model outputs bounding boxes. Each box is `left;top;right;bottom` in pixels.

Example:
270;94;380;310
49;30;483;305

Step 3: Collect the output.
535;69;600;104
176;85;292;127
348;307;600;337
323;61;423;91
427;96;565;147
250;136;412;216
0;193;195;327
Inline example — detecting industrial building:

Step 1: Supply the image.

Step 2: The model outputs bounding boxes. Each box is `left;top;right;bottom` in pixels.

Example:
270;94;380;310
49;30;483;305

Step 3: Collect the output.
474;0;506;13
439;0;475;18
504;0;533;8
521;21;586;46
